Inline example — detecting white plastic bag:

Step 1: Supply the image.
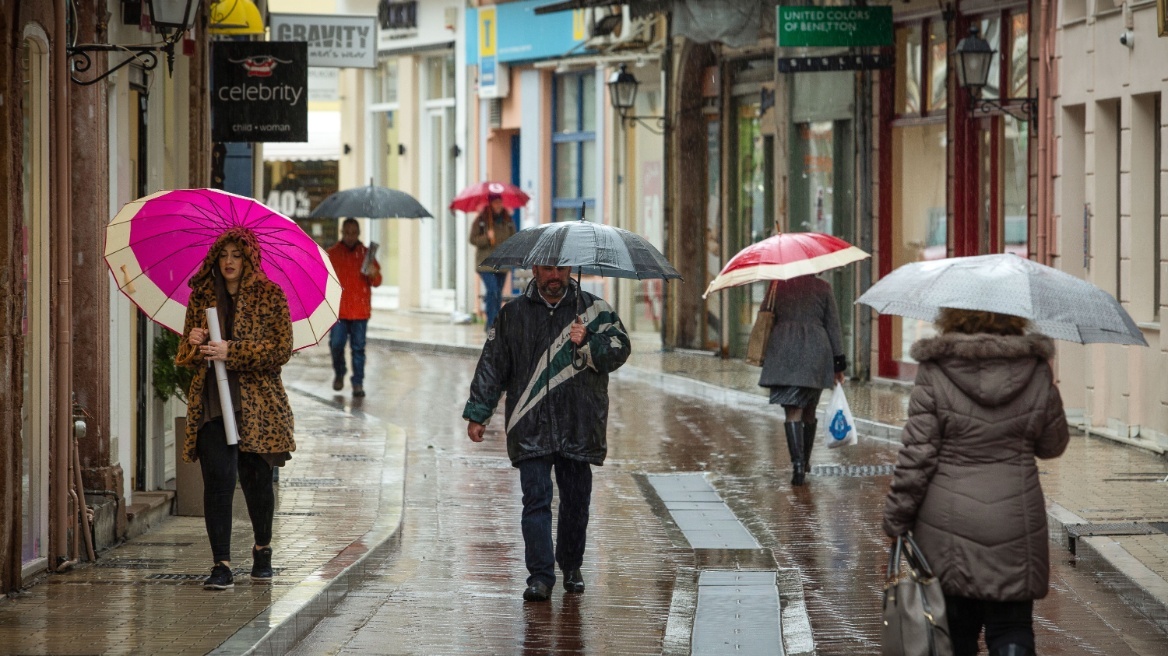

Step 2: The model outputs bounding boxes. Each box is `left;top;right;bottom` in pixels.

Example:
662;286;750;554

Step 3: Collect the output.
824;382;857;449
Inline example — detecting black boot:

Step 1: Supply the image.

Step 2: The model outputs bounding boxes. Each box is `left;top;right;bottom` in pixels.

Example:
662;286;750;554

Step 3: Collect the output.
785;422;805;485
802;419;817;474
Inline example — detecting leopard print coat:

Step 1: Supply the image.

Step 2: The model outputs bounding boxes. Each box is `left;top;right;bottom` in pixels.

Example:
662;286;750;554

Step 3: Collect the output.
177;229;295;462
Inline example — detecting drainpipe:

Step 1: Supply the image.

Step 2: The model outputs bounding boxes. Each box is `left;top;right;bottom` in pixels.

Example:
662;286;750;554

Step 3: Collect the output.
1036;0;1054;265
52;0;74;572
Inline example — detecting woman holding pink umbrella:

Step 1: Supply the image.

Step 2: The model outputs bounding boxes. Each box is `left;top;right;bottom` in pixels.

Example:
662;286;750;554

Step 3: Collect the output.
177;228;295;590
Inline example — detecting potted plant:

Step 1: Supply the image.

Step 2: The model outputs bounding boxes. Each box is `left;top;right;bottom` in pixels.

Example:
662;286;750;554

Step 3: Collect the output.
153;331;202;516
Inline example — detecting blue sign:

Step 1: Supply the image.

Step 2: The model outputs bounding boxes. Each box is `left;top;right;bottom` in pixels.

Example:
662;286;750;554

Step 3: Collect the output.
466;0;586;65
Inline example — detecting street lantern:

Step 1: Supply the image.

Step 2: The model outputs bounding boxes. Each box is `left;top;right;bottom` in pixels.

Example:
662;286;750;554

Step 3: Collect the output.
67;0;202;85
608;64;639;115
147;0;201;32
952;26;994;94
952;25;1038;124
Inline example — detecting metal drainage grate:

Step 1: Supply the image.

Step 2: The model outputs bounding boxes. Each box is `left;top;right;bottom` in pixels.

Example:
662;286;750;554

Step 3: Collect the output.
329;454;377;462
811;464;896;477
1065;522;1159;555
1149;522;1168;535
275;511;320;517
131;542;194;547
281;477;344;488
96;558;175;569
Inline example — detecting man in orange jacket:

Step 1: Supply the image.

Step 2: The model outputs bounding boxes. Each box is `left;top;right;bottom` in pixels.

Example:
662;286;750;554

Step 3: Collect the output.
326;218;382;397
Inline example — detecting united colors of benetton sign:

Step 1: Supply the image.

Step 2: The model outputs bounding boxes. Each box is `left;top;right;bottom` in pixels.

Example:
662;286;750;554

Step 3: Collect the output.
777;6;893;48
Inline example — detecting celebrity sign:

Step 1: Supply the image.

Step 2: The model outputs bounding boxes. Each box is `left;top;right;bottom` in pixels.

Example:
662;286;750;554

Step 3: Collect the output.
212;42;308;142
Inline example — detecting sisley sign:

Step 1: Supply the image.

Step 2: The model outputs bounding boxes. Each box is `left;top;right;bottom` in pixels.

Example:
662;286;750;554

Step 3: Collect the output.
270;13;378;69
212;41;308;143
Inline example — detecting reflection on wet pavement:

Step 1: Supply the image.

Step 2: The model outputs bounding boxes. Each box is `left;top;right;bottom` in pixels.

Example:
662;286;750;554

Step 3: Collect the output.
286;343;1167;655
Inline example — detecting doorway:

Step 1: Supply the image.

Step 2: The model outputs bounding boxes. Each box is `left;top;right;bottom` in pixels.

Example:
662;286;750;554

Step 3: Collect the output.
420;54;457;311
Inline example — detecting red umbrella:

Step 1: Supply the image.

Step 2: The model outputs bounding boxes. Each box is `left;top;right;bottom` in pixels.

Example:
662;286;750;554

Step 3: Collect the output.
703;232;869;297
450;181;530;213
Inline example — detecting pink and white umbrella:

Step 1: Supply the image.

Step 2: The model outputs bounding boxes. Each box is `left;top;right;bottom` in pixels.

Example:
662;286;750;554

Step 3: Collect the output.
703;232;870;297
104;188;342;350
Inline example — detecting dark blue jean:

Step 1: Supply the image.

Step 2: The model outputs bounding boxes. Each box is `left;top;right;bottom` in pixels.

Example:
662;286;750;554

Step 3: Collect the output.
518;454;592;588
479;271;508;328
329;319;368;386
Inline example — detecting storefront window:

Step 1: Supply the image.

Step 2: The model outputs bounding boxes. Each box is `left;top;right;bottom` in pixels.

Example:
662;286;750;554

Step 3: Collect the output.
978;17;1002;101
552;72;597;222
376;57;398;104
1009;13;1029;99
263;160;339;250
927;21;947;113
895;25;922;115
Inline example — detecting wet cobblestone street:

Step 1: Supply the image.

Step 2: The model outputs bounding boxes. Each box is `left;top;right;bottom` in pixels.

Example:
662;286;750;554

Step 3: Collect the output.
287;343;1168;655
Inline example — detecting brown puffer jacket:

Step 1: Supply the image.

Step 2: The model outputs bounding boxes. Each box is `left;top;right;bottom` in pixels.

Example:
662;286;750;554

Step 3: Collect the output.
882;332;1070;601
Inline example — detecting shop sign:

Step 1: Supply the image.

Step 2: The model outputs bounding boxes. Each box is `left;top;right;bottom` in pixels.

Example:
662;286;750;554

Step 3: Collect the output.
212;42;308;143
379;0;418;37
270;13;378;68
777;6;892;48
466;0;586;65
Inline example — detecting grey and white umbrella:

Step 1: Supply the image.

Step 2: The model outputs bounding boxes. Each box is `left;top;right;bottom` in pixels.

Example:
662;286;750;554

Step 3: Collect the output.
855;253;1147;346
480;219;682;281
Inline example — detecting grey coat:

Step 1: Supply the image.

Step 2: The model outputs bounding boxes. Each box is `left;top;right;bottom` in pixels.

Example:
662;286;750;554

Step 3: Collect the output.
757;276;846;389
882;332;1070;601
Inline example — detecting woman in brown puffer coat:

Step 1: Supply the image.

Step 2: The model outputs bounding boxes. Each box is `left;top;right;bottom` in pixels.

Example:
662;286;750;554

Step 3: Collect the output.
882;308;1070;656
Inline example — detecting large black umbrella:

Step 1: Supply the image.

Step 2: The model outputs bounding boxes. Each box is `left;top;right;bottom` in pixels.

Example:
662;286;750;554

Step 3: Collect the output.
482;216;681;369
480;219;681;280
309;183;432;219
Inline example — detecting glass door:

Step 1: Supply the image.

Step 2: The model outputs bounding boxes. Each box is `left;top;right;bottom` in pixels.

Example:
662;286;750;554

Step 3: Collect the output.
420;54;456;311
726;96;773;358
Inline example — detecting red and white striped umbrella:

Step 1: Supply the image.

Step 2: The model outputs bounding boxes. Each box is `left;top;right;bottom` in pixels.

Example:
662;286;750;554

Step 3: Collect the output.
703;232;869;297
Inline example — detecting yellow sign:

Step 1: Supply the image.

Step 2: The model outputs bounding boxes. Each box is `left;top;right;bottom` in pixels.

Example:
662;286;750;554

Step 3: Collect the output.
572;9;586;41
479;7;497;58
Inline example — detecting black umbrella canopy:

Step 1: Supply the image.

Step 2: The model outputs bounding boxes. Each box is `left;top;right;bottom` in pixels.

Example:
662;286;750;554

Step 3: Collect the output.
481;219;682;281
309;184;433;219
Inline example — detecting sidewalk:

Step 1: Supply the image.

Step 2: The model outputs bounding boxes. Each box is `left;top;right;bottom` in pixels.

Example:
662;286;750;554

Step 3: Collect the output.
0;388;406;655
370;306;1168;634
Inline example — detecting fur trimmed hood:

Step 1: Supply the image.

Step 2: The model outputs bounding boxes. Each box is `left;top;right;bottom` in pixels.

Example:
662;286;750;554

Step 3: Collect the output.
188;228;268;292
910;333;1056;407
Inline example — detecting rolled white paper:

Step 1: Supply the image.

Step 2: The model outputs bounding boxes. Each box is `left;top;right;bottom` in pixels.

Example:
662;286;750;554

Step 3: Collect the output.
205;307;240;446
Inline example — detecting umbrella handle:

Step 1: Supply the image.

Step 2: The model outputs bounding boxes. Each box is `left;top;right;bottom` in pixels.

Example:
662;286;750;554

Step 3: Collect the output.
571;269;587;371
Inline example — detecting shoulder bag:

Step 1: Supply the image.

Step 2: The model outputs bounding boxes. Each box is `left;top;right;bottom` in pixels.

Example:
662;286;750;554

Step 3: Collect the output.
745;282;778;366
882;533;953;656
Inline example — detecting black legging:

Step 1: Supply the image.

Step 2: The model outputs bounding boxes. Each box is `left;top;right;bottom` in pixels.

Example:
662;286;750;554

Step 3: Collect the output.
196;419;274;564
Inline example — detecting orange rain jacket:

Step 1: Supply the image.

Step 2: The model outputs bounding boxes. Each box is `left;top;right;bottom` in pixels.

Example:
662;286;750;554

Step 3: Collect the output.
327;241;382;320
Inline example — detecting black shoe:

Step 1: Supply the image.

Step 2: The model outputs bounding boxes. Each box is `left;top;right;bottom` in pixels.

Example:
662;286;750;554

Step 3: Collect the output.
563;569;585;593
523;581;551;602
204;563;234;590
352;384;365;398
251;546;273;581
332;376;343;391
785;421;806;486
802;420;817;472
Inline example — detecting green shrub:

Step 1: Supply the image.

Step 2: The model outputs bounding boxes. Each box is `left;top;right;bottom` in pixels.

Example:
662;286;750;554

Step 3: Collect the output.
152;330;194;404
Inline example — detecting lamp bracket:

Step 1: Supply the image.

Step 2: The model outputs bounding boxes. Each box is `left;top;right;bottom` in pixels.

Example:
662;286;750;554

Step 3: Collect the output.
67;37;178;86
617;111;667;135
969;95;1038;125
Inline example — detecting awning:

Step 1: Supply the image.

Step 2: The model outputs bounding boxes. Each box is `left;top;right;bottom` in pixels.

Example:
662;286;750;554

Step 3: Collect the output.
262;111;341;162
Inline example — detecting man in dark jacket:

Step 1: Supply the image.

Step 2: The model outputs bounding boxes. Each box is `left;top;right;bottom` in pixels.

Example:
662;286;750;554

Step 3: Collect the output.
463;264;631;602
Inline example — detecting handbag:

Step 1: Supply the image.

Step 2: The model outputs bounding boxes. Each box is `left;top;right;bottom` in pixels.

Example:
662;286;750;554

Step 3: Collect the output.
745;282;778;366
882;533;953;656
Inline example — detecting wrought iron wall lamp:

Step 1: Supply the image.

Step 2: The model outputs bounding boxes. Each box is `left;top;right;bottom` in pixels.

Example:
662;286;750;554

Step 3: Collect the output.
953;25;1038;124
607;64;667;134
67;0;200;86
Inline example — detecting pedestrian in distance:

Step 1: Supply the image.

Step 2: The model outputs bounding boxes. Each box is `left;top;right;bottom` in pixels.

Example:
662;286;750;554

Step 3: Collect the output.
882;308;1070;656
177;228;296;590
469;193;518;330
327;218;382;397
758;275;847;485
463;264;631;602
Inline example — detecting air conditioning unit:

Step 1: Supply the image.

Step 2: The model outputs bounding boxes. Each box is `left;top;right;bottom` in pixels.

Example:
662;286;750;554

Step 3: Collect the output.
586;5;648;49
